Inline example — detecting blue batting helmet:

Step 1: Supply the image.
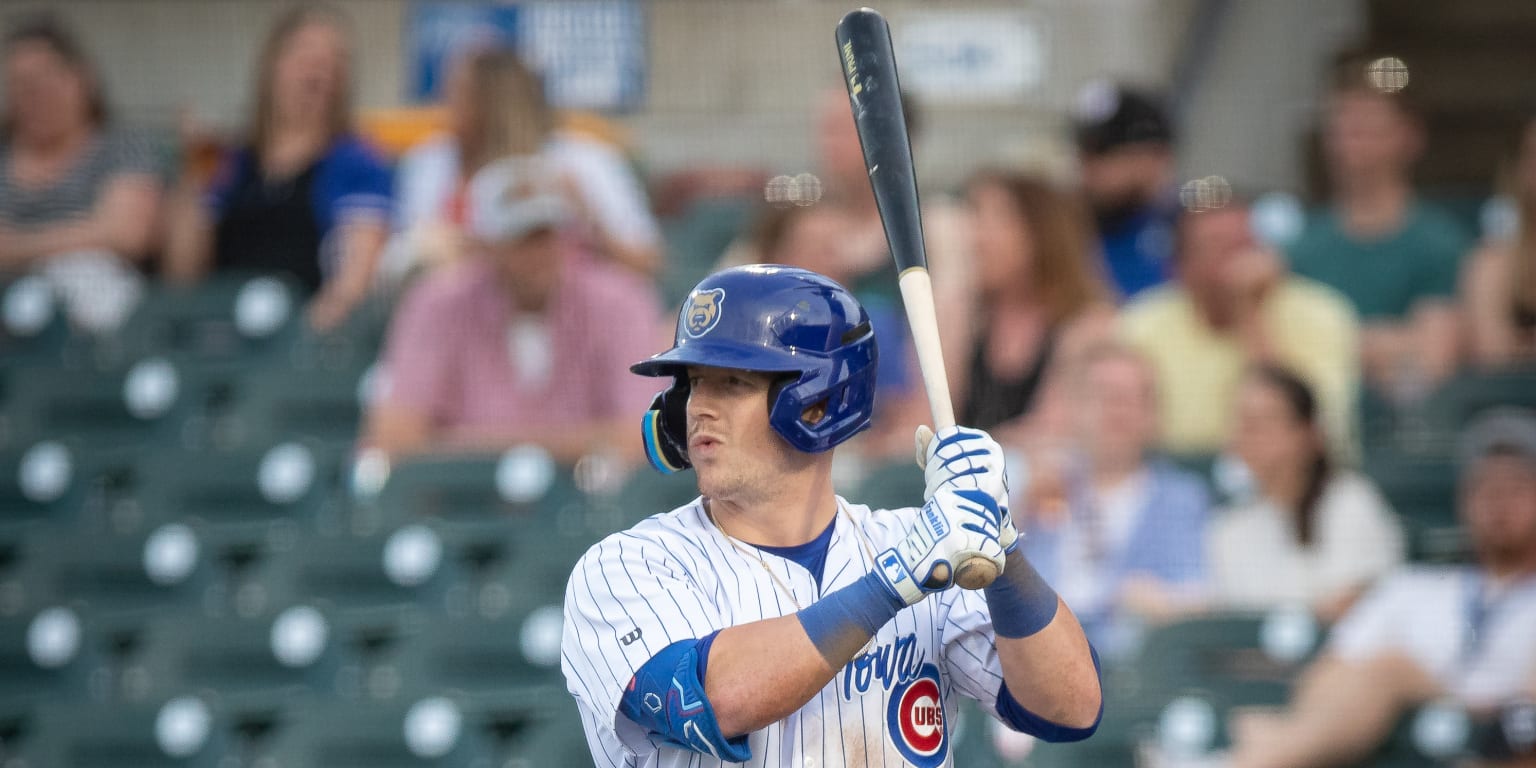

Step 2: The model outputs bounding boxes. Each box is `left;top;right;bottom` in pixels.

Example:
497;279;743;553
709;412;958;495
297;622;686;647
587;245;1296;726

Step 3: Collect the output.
631;265;879;472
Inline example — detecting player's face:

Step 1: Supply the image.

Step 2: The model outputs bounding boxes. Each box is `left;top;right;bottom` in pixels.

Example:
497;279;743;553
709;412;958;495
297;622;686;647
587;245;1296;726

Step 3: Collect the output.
684;366;801;504
1463;455;1536;568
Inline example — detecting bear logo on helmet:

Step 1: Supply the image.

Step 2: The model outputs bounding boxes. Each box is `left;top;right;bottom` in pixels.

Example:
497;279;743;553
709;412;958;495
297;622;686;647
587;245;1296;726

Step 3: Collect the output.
683;288;725;338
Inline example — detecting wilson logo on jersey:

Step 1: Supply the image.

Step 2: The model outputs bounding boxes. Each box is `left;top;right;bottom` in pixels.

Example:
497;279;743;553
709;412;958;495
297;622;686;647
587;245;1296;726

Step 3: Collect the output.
887;662;947;766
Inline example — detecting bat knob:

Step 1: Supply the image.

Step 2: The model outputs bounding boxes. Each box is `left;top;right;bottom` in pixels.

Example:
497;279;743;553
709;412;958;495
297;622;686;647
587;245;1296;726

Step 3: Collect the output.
953;556;1000;590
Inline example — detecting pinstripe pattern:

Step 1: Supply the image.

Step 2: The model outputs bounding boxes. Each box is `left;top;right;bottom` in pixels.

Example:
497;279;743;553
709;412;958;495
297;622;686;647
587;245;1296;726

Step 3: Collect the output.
562;497;1010;767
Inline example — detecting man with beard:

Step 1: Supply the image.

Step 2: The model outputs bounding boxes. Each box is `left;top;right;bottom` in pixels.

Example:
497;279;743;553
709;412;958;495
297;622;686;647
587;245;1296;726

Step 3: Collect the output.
1072;80;1180;301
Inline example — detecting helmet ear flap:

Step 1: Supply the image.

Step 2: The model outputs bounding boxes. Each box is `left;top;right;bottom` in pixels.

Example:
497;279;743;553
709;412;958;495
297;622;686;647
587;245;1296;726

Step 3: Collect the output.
641;379;691;474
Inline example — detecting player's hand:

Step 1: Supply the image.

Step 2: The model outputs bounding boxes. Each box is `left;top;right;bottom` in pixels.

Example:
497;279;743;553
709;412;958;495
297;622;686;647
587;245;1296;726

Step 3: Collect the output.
914;425;1018;552
873;487;1008;606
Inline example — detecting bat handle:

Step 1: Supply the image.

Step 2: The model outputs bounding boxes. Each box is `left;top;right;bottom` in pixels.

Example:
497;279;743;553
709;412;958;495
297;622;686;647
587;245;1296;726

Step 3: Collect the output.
895;267;955;432
895;267;999;590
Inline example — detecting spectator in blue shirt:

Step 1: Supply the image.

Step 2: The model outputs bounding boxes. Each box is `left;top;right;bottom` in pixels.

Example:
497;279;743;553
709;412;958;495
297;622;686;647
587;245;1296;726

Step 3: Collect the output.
165;5;391;330
1020;342;1211;658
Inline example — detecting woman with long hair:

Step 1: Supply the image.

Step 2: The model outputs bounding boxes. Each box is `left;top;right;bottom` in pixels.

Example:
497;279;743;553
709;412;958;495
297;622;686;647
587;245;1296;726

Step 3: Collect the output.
165;5;391;330
0;14;162;332
1462;115;1536;367
1209;365;1404;621
955;170;1115;436
388;46;659;281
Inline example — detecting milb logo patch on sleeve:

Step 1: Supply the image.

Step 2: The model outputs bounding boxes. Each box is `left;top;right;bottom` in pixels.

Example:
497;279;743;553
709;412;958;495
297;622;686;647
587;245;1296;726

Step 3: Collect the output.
887;662;947;766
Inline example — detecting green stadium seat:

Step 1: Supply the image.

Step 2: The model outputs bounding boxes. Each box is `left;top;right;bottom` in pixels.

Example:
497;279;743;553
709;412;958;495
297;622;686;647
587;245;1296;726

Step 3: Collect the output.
1132;612;1313;710
393;607;566;698
134;439;345;535
0;275;80;371
0;440;94;531
851;458;926;512
29;696;234;768
3;359;206;451
264;525;463;616
0;606;102;706
219;362;370;449
134;606;349;701
1362;451;1467;562
1439;366;1536;424
103;273;304;367
659;196;756;305
264;694;495;768
24;524;210;619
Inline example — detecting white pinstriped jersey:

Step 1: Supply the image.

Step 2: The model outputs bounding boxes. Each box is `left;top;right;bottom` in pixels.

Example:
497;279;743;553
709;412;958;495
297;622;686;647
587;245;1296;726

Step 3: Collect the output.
561;497;1012;768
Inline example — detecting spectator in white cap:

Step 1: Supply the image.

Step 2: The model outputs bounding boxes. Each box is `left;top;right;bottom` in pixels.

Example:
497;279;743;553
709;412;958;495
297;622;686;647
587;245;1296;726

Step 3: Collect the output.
1227;408;1536;768
363;156;663;462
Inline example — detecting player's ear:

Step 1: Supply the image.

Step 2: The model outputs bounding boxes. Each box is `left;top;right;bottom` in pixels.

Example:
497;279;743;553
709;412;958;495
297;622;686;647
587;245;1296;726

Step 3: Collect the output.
801;400;828;425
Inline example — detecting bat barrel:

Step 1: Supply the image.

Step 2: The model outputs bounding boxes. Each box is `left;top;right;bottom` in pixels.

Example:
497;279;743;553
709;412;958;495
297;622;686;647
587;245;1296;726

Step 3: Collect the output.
836;8;928;275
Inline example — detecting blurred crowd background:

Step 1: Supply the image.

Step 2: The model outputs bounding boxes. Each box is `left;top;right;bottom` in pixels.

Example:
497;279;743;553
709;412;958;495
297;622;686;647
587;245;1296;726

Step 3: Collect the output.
3;1;1536;766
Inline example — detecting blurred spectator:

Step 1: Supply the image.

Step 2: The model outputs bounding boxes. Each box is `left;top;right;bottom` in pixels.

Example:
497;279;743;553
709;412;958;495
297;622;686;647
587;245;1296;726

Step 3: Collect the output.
363;157;661;462
719;88;972;387
1120;199;1359;457
0;14;161;333
752;202;916;445
1208;365;1403;622
1286;57;1471;394
956;170;1115;440
163;5;391;331
1462;114;1536;368
1227;408;1536;768
388;46;660;281
1071;80;1179;301
1020;343;1210;658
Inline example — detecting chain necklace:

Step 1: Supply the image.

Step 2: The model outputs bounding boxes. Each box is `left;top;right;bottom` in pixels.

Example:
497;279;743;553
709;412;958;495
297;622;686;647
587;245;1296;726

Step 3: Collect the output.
704;499;881;658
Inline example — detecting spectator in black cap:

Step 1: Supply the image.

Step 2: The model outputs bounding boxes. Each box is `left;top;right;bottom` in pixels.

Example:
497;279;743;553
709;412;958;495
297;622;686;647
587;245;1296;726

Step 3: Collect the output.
1072;80;1178;301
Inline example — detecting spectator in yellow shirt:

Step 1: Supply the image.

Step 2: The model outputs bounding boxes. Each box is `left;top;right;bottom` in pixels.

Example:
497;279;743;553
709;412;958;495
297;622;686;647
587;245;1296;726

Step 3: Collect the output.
1120;198;1359;458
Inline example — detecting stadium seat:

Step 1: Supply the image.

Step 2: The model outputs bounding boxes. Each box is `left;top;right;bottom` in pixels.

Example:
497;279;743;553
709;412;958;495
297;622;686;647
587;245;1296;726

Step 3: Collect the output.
393;607;566;698
658;195;756;305
1131;612;1313;710
1438;366;1536;424
28;695;235;768
103;273;304;368
851;458;926;512
1362;451;1466;562
0;439;95;531
219;362;371;452
263;694;494;768
2;360;205;452
264;524;463;616
24;524;210;619
133;606;349;701
0;606;104;706
133;439;344;534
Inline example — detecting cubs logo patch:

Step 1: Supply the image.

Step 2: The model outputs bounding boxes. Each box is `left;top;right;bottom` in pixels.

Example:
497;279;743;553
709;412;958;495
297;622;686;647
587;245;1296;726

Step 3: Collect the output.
887;662;947;766
683;288;725;338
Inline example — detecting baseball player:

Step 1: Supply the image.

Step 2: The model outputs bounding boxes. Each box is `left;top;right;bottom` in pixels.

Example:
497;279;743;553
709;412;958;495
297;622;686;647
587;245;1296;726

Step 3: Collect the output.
562;265;1102;767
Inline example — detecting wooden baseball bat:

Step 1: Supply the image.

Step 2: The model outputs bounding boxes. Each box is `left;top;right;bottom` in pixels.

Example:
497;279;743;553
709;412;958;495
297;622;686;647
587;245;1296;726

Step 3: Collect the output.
836;7;998;590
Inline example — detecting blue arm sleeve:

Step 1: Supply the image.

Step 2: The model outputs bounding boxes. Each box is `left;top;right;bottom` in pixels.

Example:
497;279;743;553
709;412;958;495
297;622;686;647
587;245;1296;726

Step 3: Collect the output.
994;643;1103;742
619;637;751;762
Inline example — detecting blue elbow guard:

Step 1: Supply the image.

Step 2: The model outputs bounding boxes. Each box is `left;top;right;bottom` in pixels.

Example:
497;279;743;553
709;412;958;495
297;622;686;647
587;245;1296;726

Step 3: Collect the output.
995;643;1104;742
620;639;752;761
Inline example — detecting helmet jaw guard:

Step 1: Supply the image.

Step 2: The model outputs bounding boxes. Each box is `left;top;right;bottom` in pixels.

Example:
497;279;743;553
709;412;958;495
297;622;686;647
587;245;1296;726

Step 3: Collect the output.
631;265;879;473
